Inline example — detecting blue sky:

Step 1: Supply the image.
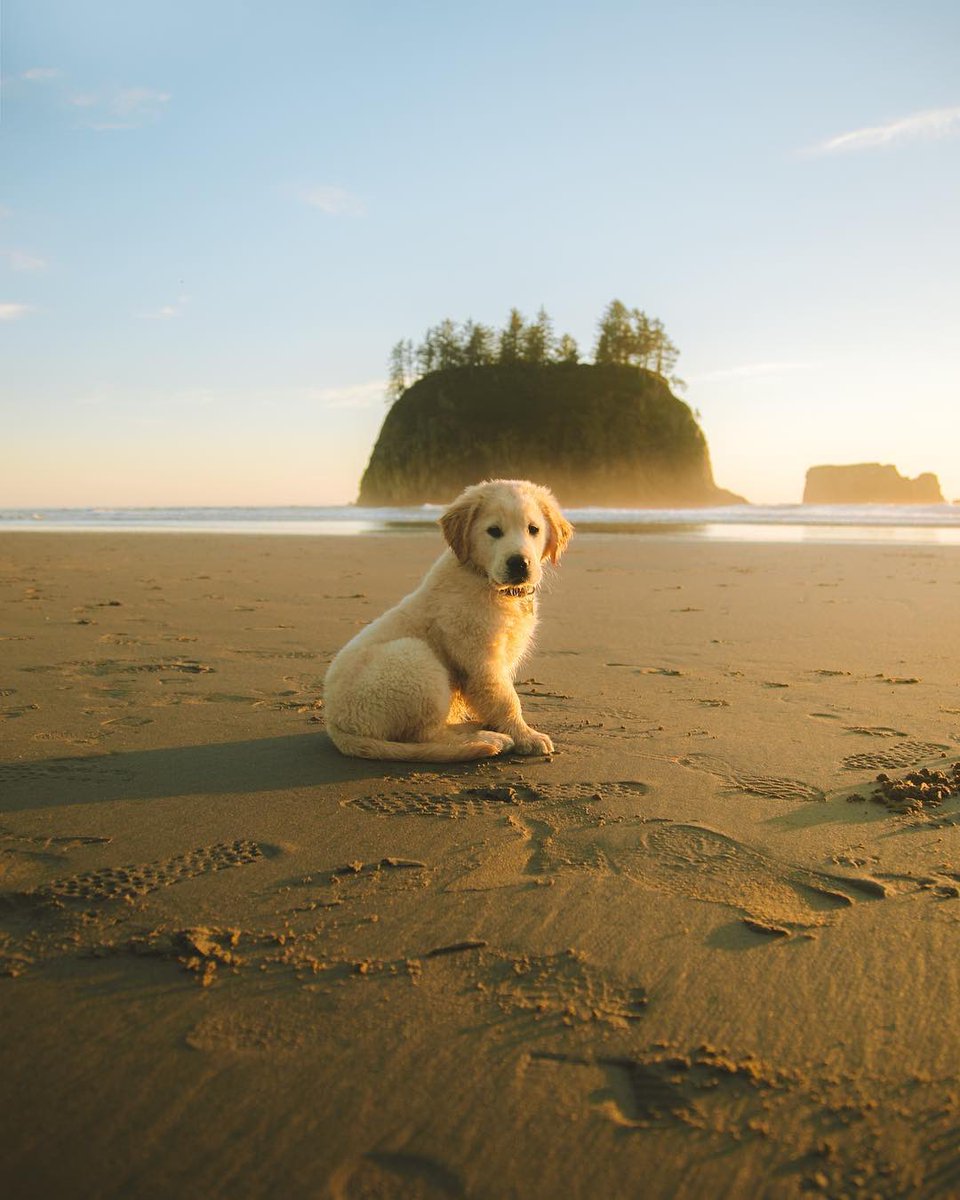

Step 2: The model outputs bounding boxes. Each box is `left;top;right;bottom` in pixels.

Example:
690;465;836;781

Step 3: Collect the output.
2;1;959;505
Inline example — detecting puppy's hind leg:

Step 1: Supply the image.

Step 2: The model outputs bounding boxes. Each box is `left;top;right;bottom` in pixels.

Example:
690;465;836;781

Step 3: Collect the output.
326;639;514;762
353;637;452;742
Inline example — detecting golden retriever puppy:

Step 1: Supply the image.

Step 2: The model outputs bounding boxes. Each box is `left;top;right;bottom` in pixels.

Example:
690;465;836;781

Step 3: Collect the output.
324;479;573;761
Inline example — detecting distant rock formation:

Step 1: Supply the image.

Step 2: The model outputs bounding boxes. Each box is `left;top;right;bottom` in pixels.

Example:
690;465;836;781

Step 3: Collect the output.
358;364;746;507
803;463;944;505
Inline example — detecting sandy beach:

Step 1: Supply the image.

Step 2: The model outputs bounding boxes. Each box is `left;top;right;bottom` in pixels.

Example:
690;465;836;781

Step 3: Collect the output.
2;529;960;1199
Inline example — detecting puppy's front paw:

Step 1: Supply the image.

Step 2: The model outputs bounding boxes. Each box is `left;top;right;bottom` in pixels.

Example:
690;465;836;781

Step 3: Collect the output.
511;728;554;756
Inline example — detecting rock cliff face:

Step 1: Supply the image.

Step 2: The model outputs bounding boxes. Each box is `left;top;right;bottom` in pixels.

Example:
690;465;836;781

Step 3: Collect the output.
357;364;744;507
803;464;944;505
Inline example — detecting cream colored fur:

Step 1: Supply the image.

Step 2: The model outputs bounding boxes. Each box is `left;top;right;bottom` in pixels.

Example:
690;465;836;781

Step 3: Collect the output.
323;479;573;761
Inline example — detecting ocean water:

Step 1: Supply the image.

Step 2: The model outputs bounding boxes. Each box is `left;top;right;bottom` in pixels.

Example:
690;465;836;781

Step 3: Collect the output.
2;504;960;544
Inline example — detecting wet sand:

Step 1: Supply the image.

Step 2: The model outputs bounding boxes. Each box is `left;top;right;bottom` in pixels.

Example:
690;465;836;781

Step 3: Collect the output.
2;530;960;1199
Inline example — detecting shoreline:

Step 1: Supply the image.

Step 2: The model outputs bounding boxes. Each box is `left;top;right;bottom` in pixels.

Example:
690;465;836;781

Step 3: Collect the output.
3;515;960;546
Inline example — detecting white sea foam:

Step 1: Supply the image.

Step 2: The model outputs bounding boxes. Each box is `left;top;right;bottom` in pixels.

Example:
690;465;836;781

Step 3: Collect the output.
1;504;959;544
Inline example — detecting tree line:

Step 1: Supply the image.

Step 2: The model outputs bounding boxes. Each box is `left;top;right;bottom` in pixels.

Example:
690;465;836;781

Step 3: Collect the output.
386;299;682;402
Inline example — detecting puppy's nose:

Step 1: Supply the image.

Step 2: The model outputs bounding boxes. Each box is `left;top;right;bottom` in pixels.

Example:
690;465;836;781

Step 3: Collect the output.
506;554;530;582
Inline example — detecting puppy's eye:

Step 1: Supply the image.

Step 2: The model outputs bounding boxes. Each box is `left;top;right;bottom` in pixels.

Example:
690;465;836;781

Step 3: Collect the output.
487;525;503;539
528;524;540;536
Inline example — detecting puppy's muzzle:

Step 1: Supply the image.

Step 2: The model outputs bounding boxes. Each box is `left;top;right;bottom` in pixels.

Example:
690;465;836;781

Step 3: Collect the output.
504;554;530;584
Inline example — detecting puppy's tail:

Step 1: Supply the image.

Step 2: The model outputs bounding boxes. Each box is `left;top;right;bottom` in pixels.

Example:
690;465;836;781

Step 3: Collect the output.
326;725;512;763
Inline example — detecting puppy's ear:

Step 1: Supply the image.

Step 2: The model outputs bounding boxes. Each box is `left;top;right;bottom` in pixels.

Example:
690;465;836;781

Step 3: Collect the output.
440;493;478;563
536;487;573;565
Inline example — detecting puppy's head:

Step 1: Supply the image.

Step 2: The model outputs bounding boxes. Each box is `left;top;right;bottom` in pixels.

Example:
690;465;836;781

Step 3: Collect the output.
440;479;573;593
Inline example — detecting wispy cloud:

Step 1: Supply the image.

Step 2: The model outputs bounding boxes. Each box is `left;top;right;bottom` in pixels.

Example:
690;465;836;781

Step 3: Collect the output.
1;249;46;272
0;303;35;321
14;70;170;131
113;87;171;120
140;294;190;320
688;361;814;384
301;185;366;216
309;380;385;408
804;106;960;155
70;86;172;131
21;67;61;82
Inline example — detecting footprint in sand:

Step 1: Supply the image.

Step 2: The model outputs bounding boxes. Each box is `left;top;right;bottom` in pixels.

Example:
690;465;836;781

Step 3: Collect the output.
30;730;99;745
0;754;133;788
346;780;648;820
0;703;40;720
841;740;950;772
24;839;276;904
68;658;216;677
528;819;886;934
531;1043;779;1128
681;752;826;803
185;1010;308;1055
151;691;254;707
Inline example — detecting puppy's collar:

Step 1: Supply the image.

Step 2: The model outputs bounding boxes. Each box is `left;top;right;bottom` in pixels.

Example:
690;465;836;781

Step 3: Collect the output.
498;584;536;598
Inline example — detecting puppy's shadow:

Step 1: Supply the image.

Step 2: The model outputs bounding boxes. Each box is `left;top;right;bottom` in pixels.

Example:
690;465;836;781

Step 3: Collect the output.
0;733;489;814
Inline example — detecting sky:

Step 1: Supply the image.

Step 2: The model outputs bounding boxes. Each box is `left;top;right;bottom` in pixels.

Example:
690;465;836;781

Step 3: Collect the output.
2;0;959;507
